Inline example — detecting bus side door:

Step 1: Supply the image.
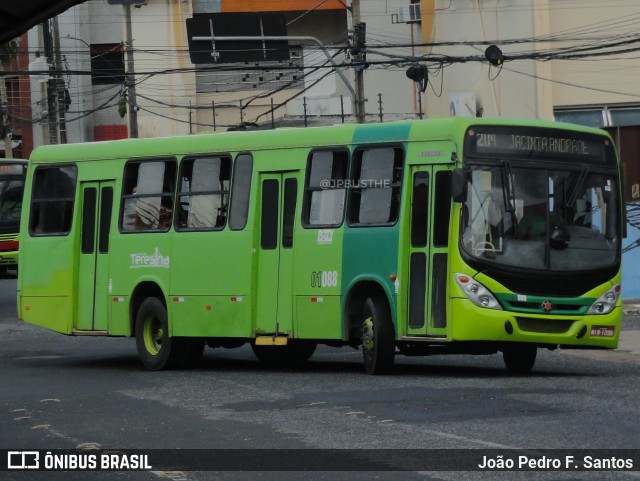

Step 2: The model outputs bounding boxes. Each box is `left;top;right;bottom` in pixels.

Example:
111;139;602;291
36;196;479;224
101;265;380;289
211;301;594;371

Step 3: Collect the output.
255;172;298;337
76;181;114;332
406;164;452;337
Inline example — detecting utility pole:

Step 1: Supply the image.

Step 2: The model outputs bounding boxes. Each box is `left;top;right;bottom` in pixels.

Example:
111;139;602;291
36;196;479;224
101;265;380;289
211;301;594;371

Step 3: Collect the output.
43;20;58;145
124;3;139;138
51;16;67;144
351;0;366;123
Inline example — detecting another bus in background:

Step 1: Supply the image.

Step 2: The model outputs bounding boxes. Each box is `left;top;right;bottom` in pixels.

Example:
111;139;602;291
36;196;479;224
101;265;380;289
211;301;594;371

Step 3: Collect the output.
0;159;27;273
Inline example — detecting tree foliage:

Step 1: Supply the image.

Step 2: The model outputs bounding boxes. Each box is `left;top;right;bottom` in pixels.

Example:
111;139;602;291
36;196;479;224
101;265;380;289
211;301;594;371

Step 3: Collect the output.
0;40;19;66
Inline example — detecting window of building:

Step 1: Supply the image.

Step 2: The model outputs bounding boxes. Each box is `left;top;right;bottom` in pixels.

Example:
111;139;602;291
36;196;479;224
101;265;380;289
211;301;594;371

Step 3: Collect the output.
348;147;403;226
554;109;606;128
303;150;348;227
229;153;253;231
29;165;77;236
90;44;125;85
609;108;640;127
554;104;640;128
176;155;231;230
121;159;176;232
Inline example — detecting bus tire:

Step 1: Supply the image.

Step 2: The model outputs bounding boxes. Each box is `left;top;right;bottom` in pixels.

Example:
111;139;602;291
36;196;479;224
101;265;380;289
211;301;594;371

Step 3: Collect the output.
502;344;537;373
361;297;395;375
135;297;183;371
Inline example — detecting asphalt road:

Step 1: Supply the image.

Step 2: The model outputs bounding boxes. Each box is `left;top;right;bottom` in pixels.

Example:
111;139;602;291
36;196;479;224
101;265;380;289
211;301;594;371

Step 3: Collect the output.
1;271;639;481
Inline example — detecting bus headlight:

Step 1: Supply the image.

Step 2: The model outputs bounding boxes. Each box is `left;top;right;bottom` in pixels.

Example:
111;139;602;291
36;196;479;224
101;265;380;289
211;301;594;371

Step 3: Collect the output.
455;274;502;310
588;284;621;315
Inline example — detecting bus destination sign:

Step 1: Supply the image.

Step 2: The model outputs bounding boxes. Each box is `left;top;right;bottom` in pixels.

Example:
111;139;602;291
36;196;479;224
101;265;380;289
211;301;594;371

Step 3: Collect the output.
469;129;606;162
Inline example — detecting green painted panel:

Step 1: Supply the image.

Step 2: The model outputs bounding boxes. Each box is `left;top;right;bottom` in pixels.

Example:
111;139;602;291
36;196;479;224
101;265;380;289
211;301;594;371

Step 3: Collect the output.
353;122;413;144
108;296;130;336
341;226;399;324
295;295;342;339
170;295;251;337
22;296;72;334
292;226;344;339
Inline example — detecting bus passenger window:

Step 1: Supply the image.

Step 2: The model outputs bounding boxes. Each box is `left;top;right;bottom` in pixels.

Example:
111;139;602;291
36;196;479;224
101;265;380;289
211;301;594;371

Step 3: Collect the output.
229;154;253;231
176;155;231;231
348;147;403;226
120;159;176;232
303;150;348;227
29;165;77;236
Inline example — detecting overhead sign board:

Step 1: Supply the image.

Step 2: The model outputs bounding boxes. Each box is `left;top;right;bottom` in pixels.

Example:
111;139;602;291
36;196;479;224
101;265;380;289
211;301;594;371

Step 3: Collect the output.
186;13;289;64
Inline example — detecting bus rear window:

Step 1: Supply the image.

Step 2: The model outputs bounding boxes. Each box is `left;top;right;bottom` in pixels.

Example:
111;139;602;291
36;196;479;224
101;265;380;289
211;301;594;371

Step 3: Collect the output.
229;154;253;231
29;165;77;236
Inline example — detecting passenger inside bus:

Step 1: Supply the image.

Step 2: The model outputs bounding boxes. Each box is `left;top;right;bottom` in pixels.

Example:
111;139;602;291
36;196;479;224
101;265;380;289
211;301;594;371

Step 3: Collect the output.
515;202;547;240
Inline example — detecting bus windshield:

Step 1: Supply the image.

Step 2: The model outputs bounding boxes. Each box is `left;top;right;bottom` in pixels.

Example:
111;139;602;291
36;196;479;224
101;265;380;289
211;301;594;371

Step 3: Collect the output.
460;163;619;271
0;175;24;233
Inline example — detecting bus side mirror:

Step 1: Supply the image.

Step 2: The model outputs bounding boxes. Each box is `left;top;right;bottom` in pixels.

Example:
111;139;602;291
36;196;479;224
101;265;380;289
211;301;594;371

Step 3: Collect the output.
452;168;467;203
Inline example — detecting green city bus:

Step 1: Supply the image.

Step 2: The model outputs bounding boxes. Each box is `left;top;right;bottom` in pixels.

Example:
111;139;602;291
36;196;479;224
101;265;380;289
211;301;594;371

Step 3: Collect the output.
0;159;27;273
17;118;624;373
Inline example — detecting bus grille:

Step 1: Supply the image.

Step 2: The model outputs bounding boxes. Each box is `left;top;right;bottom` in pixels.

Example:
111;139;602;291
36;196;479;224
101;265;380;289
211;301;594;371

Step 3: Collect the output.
516;318;574;334
506;301;585;315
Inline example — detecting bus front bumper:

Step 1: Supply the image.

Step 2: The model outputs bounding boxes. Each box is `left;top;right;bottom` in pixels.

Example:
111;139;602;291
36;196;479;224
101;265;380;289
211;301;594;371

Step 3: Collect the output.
450;298;621;349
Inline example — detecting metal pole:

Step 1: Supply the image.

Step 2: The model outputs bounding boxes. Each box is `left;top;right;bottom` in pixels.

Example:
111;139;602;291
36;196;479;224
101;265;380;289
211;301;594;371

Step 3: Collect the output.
303;97;308;127
239;99;244;123
212;100;216;131
340;95;344;123
52;16;66;144
124;4;139;138
417;89;423;120
378;93;383;122
270;98;275;129
43;21;58;145
351;0;366;123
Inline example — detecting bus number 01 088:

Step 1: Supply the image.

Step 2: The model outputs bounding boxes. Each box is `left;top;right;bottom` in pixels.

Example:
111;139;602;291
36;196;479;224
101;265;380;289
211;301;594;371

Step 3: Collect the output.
311;271;338;288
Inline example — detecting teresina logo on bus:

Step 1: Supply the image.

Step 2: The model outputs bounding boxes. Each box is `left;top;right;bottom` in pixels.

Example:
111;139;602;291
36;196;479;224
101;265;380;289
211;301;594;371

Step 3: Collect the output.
129;247;170;269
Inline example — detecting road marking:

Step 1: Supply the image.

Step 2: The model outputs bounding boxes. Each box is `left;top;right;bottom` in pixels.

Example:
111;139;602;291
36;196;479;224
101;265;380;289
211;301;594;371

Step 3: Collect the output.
151;471;189;480
420;428;517;449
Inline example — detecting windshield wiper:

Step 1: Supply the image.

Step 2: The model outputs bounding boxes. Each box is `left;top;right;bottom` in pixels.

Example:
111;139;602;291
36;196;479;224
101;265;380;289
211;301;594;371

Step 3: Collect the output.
501;160;518;228
567;165;589;208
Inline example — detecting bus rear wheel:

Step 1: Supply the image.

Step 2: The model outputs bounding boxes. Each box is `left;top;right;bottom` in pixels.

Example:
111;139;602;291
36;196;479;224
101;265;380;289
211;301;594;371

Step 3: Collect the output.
135;297;184;371
502;344;537;373
361;297;395;375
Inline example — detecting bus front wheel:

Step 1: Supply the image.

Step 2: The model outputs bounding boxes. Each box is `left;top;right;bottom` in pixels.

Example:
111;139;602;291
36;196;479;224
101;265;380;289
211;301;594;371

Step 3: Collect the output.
135;297;183;371
502;344;537;373
361;297;395;375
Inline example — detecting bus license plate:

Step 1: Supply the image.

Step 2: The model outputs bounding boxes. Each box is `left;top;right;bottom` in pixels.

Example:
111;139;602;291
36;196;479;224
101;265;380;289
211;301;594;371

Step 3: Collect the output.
590;325;615;337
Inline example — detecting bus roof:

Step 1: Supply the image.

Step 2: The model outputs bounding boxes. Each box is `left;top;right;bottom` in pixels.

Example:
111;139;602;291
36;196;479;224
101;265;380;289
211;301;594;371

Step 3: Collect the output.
28;117;611;164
